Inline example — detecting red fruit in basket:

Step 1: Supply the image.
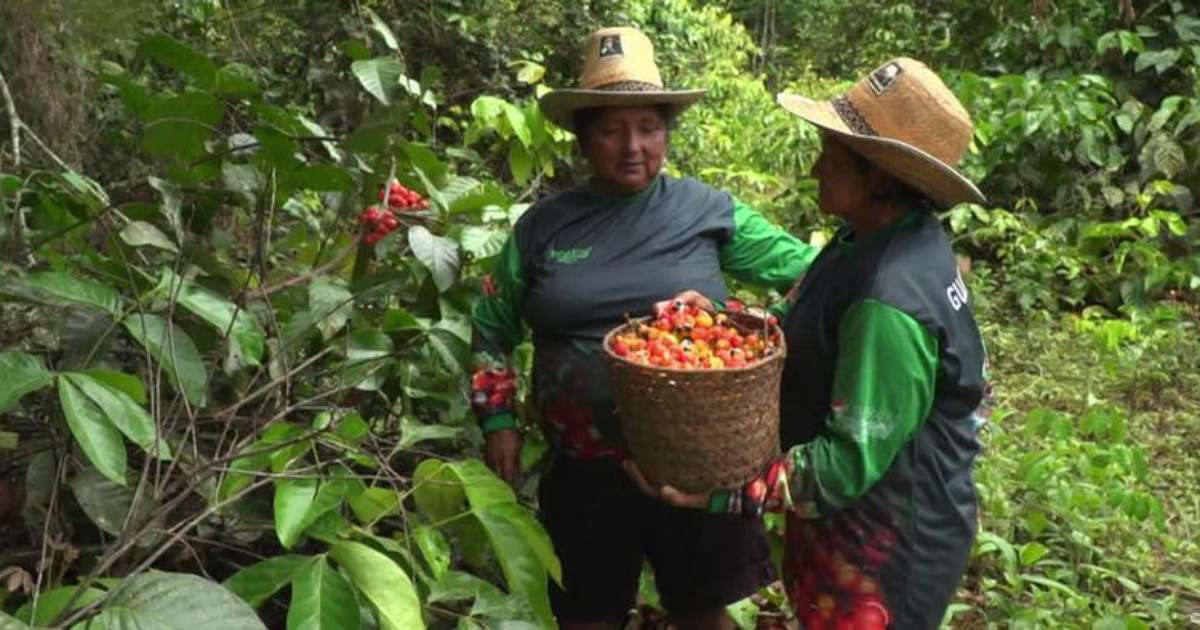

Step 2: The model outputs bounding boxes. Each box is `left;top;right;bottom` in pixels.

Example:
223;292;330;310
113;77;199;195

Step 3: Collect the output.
856;576;879;596
834;563;861;592
729;334;743;348
815;593;837;620
852;596;889;628
613;340;629;356
654;317;672;331
802;612;827;630
832;616;856;630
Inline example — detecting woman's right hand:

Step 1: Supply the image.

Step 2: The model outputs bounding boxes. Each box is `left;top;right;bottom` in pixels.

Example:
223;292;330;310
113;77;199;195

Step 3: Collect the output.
652;290;714;318
486;429;522;487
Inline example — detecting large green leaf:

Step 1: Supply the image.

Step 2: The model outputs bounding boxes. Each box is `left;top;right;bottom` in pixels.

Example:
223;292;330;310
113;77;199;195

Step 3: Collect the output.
351;58;404;105
472;502;556;627
411;459;467;522
142;92;223;161
408;226;459;293
83;369;147;404
58;377;126;485
309;277;354;341
24;272;121;315
274;475;355;549
0;611;32;629
223;555;311;608
123;314;209;407
328;542;423;630
120;221;179;254
79;571;265;630
342;329;394;391
459;226;507;260
347;486;400;524
286;556;361;630
69;465;156;538
273;478;317;549
156;270;265;367
0;351;53;412
14;585;107;626
67;373;168;460
140;35;218;87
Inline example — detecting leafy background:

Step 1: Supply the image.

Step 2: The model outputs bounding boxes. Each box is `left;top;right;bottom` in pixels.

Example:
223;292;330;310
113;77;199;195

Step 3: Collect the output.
0;0;1197;628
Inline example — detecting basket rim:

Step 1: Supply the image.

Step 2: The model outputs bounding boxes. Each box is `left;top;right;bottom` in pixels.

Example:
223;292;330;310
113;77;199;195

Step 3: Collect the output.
602;313;787;374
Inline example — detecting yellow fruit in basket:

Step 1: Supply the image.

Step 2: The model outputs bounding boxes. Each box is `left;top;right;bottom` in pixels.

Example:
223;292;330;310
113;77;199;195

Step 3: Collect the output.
695;311;714;328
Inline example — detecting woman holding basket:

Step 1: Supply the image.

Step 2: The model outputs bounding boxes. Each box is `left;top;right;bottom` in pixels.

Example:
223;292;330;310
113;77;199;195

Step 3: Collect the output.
633;58;990;630
470;27;818;630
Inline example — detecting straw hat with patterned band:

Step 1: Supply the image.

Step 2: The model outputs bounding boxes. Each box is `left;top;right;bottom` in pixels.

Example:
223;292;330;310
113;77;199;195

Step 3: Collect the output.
539;27;706;132
777;58;986;207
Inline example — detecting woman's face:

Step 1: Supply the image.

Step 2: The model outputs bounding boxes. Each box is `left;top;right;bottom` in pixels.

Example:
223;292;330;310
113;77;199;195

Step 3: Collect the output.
810;134;872;219
581;106;668;194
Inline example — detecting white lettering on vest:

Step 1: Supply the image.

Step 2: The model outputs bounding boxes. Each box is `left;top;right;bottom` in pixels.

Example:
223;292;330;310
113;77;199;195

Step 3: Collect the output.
947;270;969;311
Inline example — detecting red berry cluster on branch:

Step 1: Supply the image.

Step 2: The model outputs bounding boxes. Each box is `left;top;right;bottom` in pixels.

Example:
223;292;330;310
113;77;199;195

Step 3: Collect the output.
358;180;429;246
380;179;428;211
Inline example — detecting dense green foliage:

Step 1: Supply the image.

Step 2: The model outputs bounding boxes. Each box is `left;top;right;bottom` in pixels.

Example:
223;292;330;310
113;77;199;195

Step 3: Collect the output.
0;1;1196;628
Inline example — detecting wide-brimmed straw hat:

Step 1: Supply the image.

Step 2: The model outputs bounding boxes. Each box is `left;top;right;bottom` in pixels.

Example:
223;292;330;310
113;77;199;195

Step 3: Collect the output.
777;58;985;207
539;27;706;131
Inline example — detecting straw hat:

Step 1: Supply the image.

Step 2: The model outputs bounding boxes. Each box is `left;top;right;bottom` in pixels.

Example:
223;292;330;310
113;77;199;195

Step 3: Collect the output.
777;58;985;207
539;27;706;131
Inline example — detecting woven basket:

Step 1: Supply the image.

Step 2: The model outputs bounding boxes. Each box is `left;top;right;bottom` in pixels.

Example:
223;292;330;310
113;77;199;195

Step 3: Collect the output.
604;312;785;494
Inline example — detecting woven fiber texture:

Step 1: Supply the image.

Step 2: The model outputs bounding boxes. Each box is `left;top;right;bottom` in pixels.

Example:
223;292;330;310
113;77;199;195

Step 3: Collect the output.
604;313;785;494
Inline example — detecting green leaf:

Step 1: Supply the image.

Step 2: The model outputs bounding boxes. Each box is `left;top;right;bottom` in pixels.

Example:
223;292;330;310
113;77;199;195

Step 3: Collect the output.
215;63;260;97
287;556;362;630
0;351;53;413
80;571;265;630
411;459;466;522
408;226;459;293
352;58;404;106
348;486;400;524
274;475;354;549
123;315;209;407
274;478;318;549
69;465;156;537
396;416;461;451
343;329;394;391
1;611;32;629
402;143;449;186
412;525;451;581
120;221;179;254
1018;542;1050;566
363;8;401;52
507;143;533;185
309;277;354;341
1152;139;1186;179
328;541;424;630
459;226;507;260
24;271;121;315
503;104;532;147
140;35;218;87
726;597;759;630
15;585;106;626
58;376;126;485
288;165;354;192
67;373;167;459
223;555;311;608
472;502;556;626
156;270;265;367
150;176;185;242
142;92;222;160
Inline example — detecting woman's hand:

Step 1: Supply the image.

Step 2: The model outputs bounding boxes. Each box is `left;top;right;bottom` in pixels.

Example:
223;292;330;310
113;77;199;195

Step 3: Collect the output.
622;460;708;510
652;290;714;318
486;429;522;487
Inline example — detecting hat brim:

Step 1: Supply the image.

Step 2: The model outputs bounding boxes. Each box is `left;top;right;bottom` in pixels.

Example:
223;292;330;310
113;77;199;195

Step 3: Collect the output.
540;88;707;131
776;93;986;207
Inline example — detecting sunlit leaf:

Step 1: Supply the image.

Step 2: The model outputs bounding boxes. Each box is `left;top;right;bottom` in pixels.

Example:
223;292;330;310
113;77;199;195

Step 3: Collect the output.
329;542;424;630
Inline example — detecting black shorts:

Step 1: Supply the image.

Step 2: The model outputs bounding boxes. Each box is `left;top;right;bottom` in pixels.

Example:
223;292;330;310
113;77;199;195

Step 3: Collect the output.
538;455;776;623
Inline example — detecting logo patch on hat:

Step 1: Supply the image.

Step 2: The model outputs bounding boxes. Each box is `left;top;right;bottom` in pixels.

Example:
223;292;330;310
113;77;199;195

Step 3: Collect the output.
867;62;903;96
598;34;623;58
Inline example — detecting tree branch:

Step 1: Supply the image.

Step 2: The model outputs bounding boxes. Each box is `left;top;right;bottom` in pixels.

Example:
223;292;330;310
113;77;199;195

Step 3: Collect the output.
0;69;19;168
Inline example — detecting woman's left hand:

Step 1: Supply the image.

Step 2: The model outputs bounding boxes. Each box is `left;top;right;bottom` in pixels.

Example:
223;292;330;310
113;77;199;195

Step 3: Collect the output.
622;460;708;510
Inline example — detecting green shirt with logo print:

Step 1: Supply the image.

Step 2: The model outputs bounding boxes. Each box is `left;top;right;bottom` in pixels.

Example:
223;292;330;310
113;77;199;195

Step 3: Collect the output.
471;173;817;457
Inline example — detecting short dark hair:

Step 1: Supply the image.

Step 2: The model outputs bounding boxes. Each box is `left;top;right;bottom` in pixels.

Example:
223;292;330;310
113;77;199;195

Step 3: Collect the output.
833;136;931;208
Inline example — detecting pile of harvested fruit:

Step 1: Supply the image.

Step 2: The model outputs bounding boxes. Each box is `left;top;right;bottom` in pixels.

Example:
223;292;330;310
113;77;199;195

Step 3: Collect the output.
358;180;429;245
608;302;782;369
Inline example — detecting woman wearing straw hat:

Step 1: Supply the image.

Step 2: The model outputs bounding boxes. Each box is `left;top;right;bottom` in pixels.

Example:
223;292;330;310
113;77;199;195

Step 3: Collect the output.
470;26;818;630
631;58;990;629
